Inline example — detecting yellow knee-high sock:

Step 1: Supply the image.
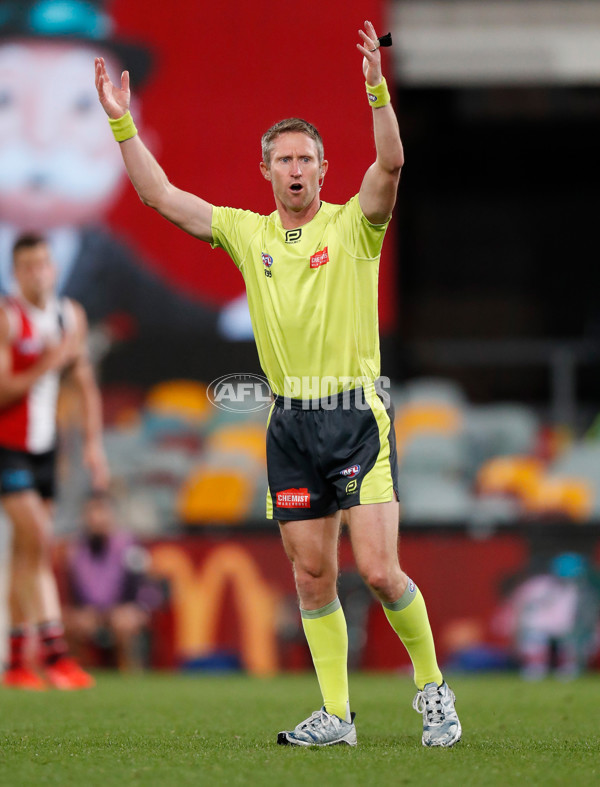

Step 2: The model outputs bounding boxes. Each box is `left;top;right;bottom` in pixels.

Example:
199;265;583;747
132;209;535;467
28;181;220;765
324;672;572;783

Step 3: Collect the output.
383;580;443;689
301;598;350;721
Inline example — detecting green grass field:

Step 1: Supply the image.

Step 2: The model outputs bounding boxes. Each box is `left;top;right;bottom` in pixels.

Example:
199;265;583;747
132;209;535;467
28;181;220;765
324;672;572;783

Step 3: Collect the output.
0;672;598;786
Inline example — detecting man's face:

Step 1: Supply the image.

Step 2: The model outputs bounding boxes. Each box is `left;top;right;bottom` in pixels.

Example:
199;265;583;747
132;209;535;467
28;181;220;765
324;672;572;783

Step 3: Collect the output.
260;132;327;214
0;41;125;229
13;242;56;302
84;499;115;536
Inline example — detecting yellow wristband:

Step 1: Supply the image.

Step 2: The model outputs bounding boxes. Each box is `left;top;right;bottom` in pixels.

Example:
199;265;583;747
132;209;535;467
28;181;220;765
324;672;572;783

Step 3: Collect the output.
108;111;137;142
366;77;391;108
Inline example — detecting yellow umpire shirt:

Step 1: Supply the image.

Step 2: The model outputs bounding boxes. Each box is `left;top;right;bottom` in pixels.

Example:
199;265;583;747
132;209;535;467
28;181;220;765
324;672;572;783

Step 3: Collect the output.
211;194;390;399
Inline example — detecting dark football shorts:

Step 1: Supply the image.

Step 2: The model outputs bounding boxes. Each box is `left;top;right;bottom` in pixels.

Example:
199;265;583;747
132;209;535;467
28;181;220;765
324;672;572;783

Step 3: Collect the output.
0;446;57;500
266;386;399;521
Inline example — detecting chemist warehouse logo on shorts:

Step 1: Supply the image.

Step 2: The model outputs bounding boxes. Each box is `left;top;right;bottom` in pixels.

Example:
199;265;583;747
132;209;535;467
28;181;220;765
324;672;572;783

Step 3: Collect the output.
276;488;311;508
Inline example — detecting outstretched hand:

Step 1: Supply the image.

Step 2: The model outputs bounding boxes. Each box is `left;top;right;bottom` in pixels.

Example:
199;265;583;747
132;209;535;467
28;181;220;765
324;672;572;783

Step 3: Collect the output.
356;20;383;86
95;56;130;119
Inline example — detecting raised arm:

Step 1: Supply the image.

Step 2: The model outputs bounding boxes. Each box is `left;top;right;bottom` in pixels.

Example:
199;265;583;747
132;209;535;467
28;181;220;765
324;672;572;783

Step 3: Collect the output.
94;57;214;242
356;21;404;225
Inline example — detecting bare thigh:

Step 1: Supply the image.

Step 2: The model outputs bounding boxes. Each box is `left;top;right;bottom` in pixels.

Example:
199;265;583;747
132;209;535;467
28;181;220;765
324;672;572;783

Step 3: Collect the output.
2;490;53;561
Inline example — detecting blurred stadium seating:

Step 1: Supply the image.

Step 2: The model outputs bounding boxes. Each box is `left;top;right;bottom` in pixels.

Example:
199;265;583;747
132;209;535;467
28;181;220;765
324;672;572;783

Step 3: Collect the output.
53;377;600;532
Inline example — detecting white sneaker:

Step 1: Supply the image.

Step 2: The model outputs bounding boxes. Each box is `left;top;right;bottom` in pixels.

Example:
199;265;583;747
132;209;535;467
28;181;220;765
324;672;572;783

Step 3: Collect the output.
277;708;357;747
413;681;462;747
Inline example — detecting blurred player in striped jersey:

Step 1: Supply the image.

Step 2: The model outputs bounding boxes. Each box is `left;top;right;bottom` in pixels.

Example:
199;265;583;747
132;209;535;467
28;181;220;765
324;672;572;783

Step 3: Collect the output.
95;20;461;746
0;233;108;690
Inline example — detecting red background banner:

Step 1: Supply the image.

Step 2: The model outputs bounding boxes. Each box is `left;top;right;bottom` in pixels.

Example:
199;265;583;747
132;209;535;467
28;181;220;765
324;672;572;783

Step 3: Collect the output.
106;0;397;329
142;532;529;673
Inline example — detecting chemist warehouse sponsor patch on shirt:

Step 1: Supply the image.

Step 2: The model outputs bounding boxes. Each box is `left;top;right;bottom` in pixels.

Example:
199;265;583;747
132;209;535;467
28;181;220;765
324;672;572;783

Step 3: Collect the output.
310;247;329;269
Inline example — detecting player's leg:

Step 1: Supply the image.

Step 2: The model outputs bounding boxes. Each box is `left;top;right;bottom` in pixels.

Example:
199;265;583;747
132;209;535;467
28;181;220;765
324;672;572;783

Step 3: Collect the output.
347;502;460;746
5;489;70;666
337;388;443;688
341;383;461;747
346;501;442;685
1;475;94;690
267;399;355;745
36;500;95;689
1;489;54;689
8;494;61;619
279;513;347;716
277;513;356;746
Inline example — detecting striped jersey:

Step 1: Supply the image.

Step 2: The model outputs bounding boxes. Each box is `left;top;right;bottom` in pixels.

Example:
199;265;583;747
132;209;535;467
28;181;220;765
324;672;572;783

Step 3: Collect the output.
0;295;76;453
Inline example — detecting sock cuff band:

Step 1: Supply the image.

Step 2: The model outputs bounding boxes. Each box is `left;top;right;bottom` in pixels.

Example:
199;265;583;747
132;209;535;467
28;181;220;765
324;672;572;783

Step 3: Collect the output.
382;579;418;612
300;597;341;620
37;620;65;637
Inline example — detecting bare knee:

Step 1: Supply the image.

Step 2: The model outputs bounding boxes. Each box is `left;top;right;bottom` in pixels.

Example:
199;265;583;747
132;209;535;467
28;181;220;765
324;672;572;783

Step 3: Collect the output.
10;506;53;568
359;562;407;604
279;516;341;610
293;561;338;609
12;527;52;568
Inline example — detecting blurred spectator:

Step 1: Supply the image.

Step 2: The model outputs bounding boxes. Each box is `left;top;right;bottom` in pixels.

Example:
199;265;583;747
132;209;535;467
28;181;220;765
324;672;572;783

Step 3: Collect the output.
63;491;159;671
0;0;218;344
495;552;600;680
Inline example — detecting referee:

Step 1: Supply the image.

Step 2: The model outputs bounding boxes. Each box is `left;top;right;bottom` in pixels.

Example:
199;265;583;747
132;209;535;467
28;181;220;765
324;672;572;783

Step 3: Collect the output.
95;20;461;748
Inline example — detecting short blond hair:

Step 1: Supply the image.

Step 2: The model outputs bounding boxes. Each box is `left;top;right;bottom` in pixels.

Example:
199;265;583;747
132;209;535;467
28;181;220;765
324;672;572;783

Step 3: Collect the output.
261;118;324;167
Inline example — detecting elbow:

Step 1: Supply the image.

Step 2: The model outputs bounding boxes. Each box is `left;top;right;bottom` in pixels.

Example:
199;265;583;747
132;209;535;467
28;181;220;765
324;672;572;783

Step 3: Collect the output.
381;162;403;185
378;151;404;178
391;149;405;174
138;180;172;211
139;192;161;210
389;160;403;179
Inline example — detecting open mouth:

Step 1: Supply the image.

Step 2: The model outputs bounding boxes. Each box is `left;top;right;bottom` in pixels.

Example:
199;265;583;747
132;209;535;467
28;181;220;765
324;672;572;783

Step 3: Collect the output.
290;183;303;192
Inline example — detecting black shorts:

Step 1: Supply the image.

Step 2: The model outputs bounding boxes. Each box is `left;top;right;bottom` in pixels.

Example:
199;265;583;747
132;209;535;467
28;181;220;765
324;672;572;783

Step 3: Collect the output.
0;446;57;500
266;386;399;521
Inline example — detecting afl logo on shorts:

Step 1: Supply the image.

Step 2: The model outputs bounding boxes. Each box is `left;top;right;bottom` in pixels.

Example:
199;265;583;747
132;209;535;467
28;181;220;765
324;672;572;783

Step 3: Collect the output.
262;253;273;268
340;464;361;479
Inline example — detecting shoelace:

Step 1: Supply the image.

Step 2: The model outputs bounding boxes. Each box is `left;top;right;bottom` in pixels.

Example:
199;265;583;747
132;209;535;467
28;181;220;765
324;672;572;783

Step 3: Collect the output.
298;710;339;734
296;708;346;742
412;687;445;725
